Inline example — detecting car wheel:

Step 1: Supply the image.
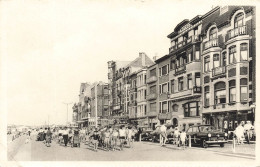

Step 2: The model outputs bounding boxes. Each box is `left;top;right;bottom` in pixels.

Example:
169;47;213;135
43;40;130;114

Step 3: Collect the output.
201;140;208;148
220;143;224;147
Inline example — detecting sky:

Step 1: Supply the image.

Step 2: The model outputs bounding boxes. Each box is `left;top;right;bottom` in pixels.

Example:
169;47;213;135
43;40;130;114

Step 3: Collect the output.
1;0;216;126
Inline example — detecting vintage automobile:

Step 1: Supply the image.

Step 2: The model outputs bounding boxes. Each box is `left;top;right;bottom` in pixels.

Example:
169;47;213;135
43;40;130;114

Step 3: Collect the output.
149;125;176;143
140;129;153;141
186;125;228;148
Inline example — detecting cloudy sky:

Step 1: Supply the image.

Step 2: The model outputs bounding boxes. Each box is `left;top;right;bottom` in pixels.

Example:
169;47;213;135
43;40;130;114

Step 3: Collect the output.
1;0;218;126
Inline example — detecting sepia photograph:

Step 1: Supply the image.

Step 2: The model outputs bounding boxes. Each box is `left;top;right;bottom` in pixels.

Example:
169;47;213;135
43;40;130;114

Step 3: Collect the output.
0;0;258;166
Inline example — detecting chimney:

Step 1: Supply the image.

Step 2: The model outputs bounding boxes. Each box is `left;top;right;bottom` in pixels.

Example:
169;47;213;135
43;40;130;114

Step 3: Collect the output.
139;52;146;66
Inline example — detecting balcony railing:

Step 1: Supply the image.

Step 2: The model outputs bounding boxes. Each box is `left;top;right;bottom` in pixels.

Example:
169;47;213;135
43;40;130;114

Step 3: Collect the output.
193;86;201;93
146;76;157;84
212;66;226;77
147;93;157;101
169;35;201;53
227;25;247;41
175;65;186;75
204;38;218;50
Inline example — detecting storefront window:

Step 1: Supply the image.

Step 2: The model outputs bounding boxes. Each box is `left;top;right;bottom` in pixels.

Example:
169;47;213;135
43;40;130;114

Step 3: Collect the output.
240;43;248;61
214;82;226;104
229;46;237;64
229;80;236;102
240;78;248;101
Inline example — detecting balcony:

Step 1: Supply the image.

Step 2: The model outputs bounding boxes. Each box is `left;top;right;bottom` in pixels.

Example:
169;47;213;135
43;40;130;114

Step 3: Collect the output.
227;25;247;41
174;65;186;76
212;66;226;77
147;93;157;101
193;86;201;93
146;76;157;84
204;38;218;50
169;35;201;53
169;89;192;100
213;103;226;109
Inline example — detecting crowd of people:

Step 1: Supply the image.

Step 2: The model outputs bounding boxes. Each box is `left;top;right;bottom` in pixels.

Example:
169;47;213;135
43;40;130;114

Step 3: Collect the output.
234;121;255;144
36;125;138;152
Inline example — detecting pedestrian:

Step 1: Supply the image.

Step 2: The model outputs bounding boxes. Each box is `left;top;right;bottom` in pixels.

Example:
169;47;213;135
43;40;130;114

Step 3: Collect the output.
43;128;47;144
119;126;126;150
244;121;254;144
91;130;99;152
112;128;119;151
58;127;63;145
160;124;167;146
104;129;110;151
180;129;187;149
127;126;134;148
46;127;52;147
173;127;180;145
63;127;69;147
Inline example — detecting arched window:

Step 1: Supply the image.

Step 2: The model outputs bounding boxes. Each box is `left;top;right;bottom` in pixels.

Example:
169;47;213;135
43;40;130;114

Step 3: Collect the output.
214;82;226;104
209;27;217;40
240;78;248;101
229;80;236;103
234;12;244;28
240;43;248;61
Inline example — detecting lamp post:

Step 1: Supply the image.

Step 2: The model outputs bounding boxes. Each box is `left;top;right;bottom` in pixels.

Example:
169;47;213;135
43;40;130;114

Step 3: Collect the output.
63;102;73;125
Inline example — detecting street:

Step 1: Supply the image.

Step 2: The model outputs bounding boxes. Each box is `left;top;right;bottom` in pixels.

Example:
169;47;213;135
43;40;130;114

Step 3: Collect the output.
7;133;255;161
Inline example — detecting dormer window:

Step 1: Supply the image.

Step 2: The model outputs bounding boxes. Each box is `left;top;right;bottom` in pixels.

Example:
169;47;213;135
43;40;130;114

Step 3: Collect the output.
209;27;217;40
234;13;244;28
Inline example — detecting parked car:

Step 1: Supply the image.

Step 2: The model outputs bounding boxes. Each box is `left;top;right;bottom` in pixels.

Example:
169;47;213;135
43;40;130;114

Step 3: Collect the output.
186;124;228;148
141;129;153;141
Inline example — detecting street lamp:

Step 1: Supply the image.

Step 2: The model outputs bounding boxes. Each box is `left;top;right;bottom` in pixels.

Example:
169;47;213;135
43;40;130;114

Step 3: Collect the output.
63;102;73;125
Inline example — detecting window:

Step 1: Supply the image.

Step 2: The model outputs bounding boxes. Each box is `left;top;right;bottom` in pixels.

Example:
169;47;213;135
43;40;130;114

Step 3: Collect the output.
170;59;176;70
240;78;248;101
162;83;168;93
195;51;200;60
150;103;156;113
150;85;156;94
209;27;217;40
229;46;237;64
195;73;201;86
240;43;248;61
171;80;175;93
187;74;192;89
161;65;169;76
204;86;210;107
188;50;193;62
183;102;199;117
234;13;244;28
204;56;210;72
178;77;184;91
161;101;168;113
150;68;156;77
229;80;236;102
213;54;220;68
222;52;227;66
214;82;226;104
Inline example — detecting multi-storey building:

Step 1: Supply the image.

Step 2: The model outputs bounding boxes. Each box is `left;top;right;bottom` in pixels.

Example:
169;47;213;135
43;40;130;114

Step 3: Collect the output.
108;52;154;125
90;82;109;127
77;82;92;128
146;63;159;129
200;6;255;131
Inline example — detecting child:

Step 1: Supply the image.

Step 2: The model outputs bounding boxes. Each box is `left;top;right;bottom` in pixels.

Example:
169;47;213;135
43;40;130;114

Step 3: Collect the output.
180;129;187;149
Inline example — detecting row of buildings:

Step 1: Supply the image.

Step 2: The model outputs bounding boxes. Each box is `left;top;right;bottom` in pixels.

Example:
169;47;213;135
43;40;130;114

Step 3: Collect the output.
73;6;256;132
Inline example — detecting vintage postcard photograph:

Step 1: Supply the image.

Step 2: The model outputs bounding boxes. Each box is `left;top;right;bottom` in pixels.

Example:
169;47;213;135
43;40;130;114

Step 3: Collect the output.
0;0;259;167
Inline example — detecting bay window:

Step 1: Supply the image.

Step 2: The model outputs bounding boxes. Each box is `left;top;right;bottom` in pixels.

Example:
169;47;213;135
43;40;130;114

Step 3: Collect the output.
229;46;237;64
213;54;220;68
204;56;210;72
214;82;226;104
240;43;248;61
229;80;236;102
240;78;248;101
